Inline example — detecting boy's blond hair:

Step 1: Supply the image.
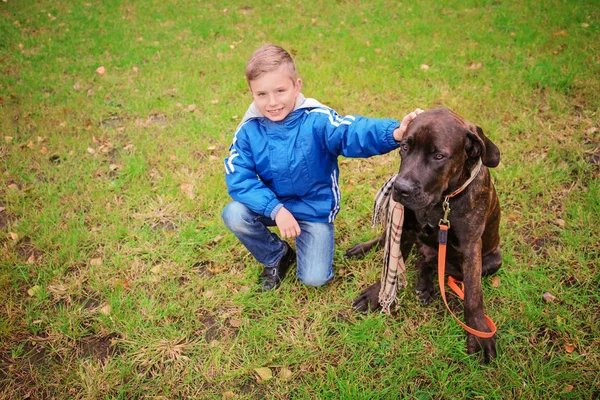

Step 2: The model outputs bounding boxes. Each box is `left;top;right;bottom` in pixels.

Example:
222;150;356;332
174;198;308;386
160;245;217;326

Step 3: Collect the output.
245;45;297;83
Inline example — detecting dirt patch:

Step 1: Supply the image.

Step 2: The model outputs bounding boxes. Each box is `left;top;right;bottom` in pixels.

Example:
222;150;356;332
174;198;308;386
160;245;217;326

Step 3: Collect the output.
191;261;215;278
77;333;121;363
0;207;15;230
15;236;43;262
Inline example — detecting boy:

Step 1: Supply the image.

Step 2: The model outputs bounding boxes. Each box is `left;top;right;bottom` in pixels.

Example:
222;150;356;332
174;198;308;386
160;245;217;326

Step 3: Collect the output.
222;44;421;291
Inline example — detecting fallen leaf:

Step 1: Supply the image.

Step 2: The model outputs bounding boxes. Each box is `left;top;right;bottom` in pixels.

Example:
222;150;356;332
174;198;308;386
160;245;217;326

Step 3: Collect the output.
209;155;219;161
123;144;135;151
555;218;566;228
87;147;95;154
4;136;13;142
212;234;225;243
27;254;36;264
278;367;293;381
207;145;216;151
491;276;500;288
553;30;568;37
563;384;574;392
229;318;242;328
96;66;106;74
73;82;81;91
581;23;589;28
542;292;556;303
180;183;195;199
187;104;197;112
8;232;18;241
0;207;5;212
40;147;48;154
109;164;119;171
132;66;139;73
420;64;430;70
203;289;214;298
150;265;162;274
26;140;34;148
254;367;273;383
90;258;103;266
100;303;111;315
8;184;18;190
222;391;235;399
564;343;575;353
27;285;41;297
359;57;366;63
467;62;483;70
211;99;219;104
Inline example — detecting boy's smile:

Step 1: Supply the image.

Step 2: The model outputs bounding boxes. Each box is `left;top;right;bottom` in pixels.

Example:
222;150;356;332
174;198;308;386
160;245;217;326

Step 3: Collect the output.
249;66;302;122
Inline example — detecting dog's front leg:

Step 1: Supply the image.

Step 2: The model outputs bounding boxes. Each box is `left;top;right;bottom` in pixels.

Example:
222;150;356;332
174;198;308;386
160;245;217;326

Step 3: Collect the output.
463;239;497;364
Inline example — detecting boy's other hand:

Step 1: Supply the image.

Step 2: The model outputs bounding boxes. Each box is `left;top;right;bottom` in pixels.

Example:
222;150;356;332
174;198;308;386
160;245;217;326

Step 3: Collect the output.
393;108;424;141
275;207;301;238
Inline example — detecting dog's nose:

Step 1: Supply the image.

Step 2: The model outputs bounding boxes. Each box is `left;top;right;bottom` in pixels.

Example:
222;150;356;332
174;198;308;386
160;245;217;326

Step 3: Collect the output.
393;178;415;198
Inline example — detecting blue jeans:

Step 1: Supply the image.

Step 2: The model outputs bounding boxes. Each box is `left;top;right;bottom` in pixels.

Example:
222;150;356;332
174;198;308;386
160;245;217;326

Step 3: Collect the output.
221;201;334;287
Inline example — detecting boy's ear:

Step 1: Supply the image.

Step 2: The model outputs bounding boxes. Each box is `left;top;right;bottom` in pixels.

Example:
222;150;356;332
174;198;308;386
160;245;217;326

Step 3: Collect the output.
295;78;303;92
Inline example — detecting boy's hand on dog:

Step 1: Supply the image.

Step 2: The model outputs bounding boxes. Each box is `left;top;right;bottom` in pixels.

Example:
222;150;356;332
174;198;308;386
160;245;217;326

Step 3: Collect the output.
275;207;301;238
393;108;424;142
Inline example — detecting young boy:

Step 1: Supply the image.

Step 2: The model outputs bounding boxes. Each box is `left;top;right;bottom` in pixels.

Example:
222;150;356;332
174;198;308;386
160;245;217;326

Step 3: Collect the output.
222;44;421;291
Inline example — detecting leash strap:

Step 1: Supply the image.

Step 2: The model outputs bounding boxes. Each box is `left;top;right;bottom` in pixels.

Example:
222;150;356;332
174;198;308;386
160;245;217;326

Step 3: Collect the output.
438;224;496;338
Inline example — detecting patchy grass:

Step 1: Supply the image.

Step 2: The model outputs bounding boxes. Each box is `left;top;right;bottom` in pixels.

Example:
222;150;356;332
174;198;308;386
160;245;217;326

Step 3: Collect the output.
1;0;599;398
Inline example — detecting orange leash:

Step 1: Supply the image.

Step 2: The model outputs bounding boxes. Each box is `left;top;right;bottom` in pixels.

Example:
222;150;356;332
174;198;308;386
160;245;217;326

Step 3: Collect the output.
438;224;496;338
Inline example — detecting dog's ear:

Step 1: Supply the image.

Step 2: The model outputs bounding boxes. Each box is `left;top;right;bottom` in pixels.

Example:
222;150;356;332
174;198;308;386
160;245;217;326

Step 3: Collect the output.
466;126;500;168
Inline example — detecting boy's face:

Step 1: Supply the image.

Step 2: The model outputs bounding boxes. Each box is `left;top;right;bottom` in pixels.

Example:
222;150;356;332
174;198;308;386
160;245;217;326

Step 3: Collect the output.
249;65;302;122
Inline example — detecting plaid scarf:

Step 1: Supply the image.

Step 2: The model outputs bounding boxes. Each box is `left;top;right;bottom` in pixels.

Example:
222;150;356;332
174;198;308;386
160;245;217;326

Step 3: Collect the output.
371;174;406;314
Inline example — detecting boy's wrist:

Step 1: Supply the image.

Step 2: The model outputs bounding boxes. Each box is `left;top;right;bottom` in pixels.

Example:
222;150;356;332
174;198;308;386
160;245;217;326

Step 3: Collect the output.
270;203;284;220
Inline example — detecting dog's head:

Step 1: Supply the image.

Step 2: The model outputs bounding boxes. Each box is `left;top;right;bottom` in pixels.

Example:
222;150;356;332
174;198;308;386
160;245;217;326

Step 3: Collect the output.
392;108;500;210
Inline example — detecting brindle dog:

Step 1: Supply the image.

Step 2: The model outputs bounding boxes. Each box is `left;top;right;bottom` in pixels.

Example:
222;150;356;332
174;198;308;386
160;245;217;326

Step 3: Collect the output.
346;108;502;363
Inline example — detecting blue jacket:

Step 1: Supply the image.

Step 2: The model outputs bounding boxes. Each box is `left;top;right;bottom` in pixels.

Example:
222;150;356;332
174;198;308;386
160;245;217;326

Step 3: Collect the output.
224;95;401;223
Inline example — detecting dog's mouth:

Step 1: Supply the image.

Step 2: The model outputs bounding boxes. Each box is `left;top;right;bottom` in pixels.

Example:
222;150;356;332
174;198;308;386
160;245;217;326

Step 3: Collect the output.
392;189;434;210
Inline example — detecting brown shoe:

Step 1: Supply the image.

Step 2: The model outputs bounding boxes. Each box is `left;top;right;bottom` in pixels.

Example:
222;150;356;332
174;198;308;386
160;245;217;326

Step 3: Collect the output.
259;243;295;291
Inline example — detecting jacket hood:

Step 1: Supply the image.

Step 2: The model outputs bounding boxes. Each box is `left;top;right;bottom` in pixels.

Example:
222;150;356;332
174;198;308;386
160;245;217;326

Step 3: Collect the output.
236;94;329;130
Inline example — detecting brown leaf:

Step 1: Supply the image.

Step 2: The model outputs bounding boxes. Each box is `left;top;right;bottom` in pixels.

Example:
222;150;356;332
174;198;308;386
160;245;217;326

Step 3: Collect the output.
132;66;139;73
420;64;430;70
87;147;96;154
180;183;195;199
491;276;500;288
222;391;236;399
4;136;13;142
555;218;566;228
229;318;242;328
542;292;556;303
278;367;293;381
187;104;197;112
27;254;36;264
100;303;111;315
73;82;81;91
90;257;103;266
563;384;574;392
565;343;575;353
203;289;214;298
254;367;273;383
123;144;135;151
553;30;568;37
96;66;106;74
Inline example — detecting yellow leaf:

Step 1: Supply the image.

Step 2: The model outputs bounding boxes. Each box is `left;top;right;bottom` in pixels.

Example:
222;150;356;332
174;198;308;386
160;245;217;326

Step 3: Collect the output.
278;367;293;381
254;367;273;383
27;285;41;297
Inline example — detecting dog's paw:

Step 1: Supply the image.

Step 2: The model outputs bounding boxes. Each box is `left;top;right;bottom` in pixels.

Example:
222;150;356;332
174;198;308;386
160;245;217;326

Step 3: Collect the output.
415;288;434;306
467;334;497;365
344;237;382;258
352;282;381;313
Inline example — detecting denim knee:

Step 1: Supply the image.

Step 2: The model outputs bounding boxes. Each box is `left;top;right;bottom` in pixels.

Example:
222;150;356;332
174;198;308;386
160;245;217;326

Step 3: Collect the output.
298;270;333;287
221;201;253;234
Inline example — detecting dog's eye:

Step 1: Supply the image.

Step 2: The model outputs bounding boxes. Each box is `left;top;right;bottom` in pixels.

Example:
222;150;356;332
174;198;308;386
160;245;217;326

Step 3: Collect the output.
434;154;444;160
401;144;409;152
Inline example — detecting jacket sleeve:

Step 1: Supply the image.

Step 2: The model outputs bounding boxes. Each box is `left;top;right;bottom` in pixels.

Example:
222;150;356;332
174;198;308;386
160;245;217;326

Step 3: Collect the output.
310;108;401;157
224;127;282;219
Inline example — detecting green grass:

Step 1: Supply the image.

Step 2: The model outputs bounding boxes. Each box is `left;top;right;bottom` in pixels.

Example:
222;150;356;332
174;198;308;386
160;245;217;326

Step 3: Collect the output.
1;0;599;398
